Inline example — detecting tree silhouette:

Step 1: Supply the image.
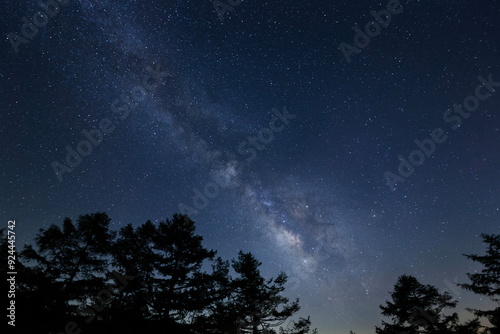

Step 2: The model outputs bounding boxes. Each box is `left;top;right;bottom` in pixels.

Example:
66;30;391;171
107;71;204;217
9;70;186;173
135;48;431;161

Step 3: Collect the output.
6;212;315;334
21;212;114;292
15;213;115;332
9;212;499;334
376;275;459;334
151;214;216;325
228;251;301;334
109;220;158;324
450;318;482;334
191;256;235;333
279;316;318;334
459;233;500;333
110;214;217;332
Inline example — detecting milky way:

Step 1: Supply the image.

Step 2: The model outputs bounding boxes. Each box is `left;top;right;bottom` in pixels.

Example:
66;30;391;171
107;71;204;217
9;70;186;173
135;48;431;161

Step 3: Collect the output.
1;0;499;333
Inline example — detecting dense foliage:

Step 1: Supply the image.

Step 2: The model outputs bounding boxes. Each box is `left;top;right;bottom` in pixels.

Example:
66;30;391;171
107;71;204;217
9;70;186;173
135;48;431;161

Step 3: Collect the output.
1;214;498;334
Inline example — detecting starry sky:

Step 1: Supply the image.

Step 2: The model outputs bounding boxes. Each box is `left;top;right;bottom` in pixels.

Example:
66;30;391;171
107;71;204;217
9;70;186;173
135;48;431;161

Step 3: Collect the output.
1;0;499;333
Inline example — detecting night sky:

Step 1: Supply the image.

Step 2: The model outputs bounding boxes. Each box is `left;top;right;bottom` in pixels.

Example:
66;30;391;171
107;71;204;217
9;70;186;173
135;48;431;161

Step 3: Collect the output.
1;0;499;333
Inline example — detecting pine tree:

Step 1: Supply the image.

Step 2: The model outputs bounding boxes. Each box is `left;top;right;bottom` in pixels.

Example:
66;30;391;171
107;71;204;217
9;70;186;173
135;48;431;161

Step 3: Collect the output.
153;214;216;322
8;212;314;334
21;213;115;292
459;233;500;333
376;275;458;334
229;251;301;334
18;213;115;332
110;214;216;332
110;220;157;323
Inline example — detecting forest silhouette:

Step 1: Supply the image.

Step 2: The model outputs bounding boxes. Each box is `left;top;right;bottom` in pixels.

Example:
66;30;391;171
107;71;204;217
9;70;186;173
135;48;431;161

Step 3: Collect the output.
1;213;498;334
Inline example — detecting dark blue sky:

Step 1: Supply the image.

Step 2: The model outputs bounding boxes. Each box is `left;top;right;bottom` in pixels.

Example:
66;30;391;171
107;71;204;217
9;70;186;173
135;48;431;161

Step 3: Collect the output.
1;0;499;333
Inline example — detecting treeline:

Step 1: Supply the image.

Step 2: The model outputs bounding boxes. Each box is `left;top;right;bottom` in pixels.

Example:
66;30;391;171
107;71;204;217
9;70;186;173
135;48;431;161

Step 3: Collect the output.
1;213;317;334
1;213;499;334
353;233;500;334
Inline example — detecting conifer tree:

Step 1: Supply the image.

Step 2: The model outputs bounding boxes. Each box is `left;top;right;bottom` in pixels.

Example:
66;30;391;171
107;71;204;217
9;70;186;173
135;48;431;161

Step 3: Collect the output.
18;213;115;332
459;233;500;333
229;251;301;334
376;275;458;334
